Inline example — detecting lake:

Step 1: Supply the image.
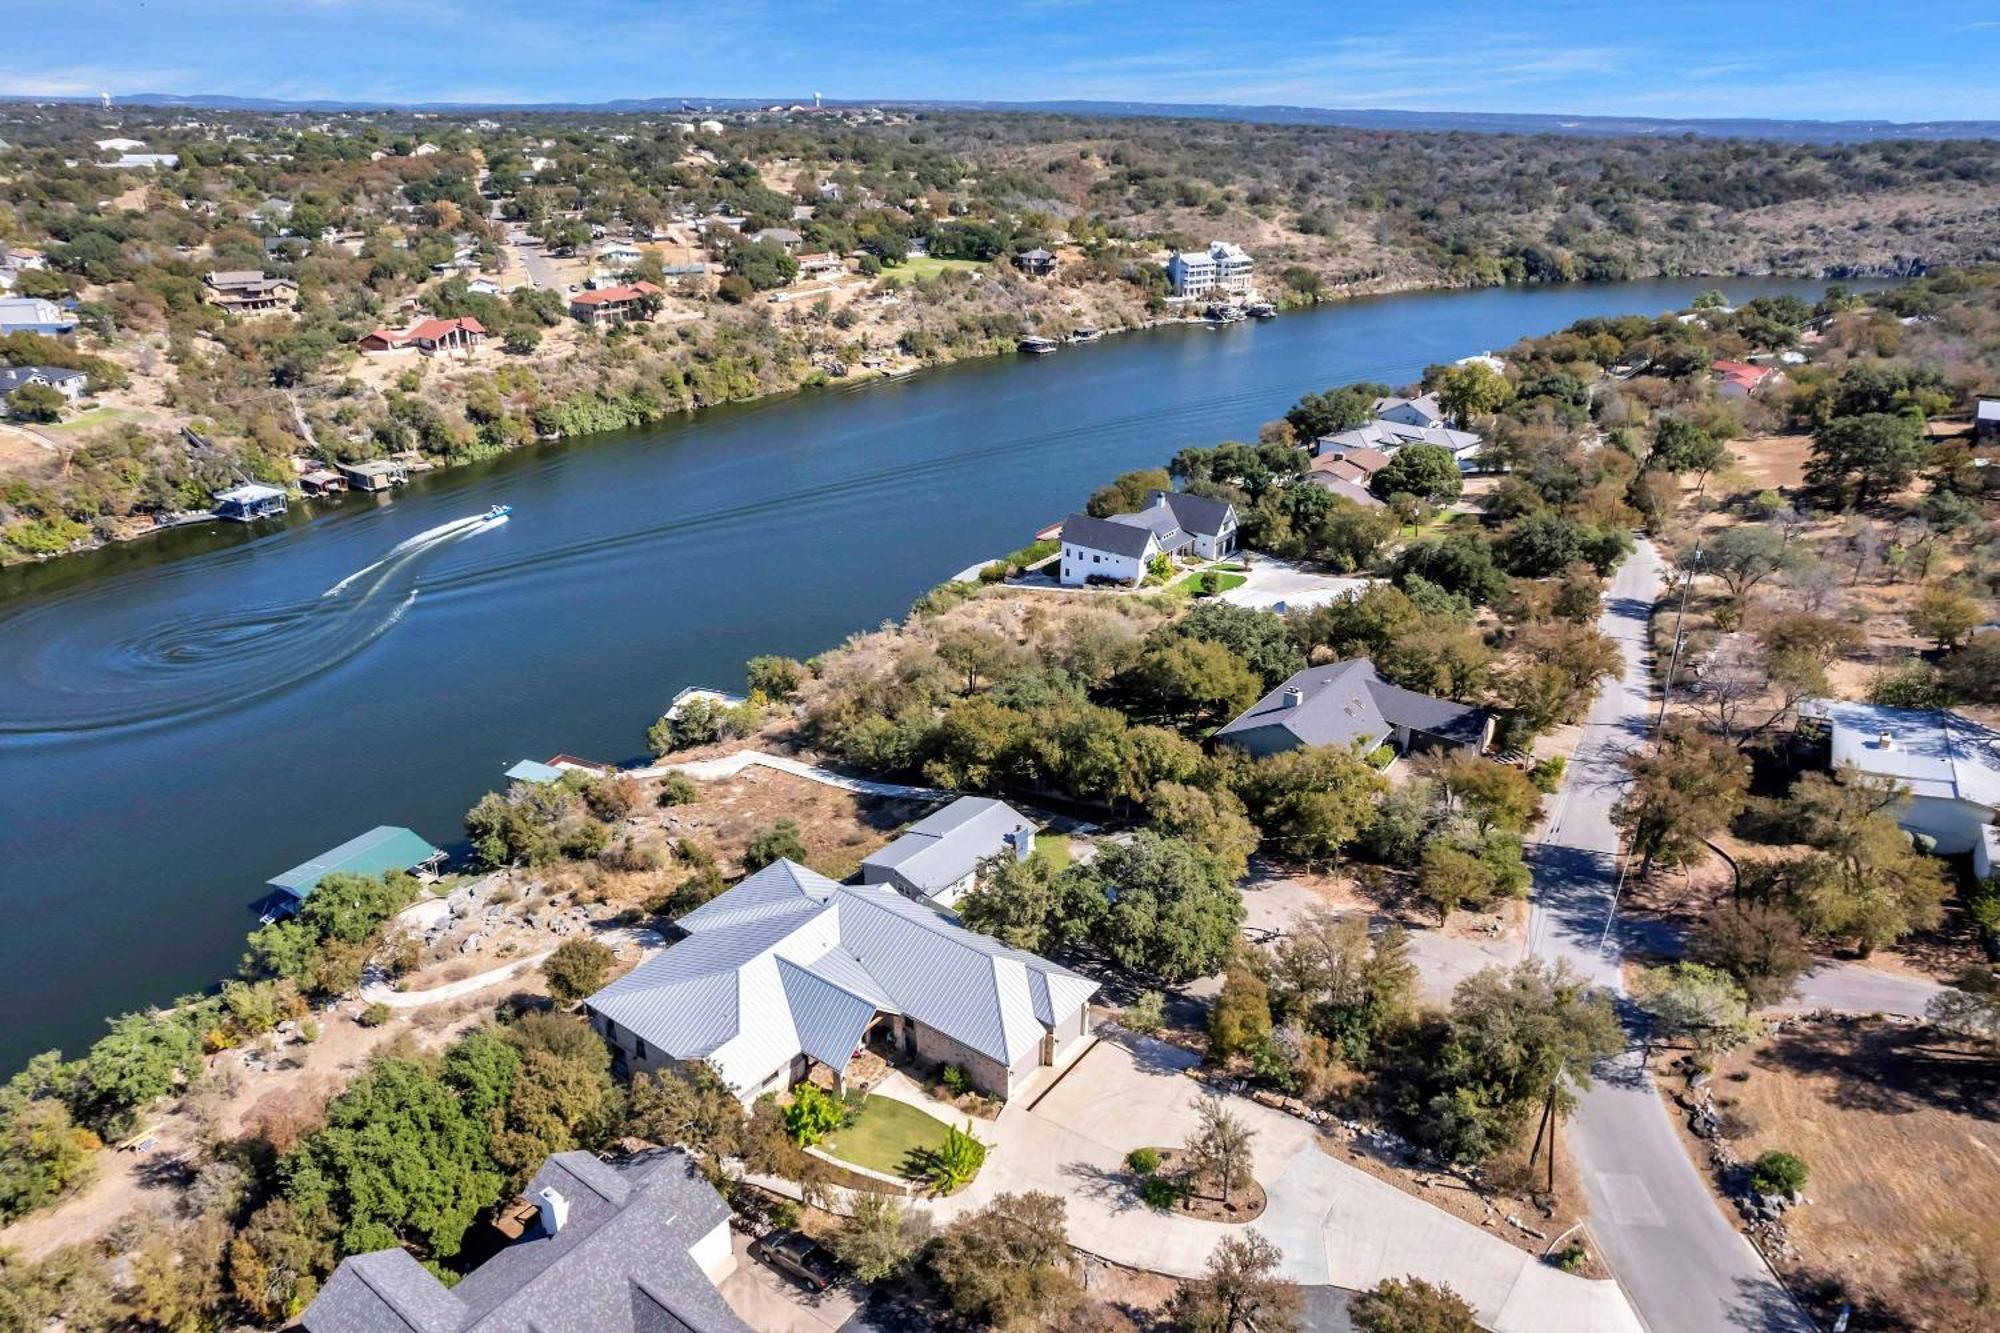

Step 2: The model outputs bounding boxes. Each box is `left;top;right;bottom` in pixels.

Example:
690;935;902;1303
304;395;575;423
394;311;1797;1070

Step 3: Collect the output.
0;276;1846;1071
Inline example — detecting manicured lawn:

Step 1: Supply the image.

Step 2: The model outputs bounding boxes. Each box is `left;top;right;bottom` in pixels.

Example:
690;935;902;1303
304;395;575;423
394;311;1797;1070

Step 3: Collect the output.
1033;831;1071;871
1171;568;1248;596
49;406;142;433
822;1095;959;1178
881;256;984;285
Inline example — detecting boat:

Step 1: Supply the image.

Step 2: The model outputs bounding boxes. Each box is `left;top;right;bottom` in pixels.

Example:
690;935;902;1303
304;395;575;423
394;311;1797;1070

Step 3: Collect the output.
1246;301;1277;319
1067;327;1102;344
484;504;512;520
1017;335;1060;355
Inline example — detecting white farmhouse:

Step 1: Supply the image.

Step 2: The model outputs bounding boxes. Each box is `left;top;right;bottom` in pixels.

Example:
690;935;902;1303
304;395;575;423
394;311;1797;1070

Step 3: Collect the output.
1802;698;2000;853
1165;240;1253;298
1058;511;1162;586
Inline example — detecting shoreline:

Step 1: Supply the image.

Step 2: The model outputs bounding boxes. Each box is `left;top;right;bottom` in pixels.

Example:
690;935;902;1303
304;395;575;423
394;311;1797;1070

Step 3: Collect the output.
0;264;1869;579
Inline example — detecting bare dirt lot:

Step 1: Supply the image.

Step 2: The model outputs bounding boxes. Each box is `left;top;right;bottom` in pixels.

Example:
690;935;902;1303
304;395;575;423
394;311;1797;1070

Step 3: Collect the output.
1672;1018;2000;1330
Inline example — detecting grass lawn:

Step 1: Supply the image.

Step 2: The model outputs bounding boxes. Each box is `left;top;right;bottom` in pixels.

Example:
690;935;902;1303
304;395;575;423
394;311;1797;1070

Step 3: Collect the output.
881;256;984;285
1033;831;1071;871
49;406;142;433
1170;568;1248;596
822;1095;959;1179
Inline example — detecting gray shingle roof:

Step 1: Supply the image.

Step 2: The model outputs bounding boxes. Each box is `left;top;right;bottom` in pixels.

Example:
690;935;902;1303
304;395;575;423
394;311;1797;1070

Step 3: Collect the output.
860;795;1034;898
1145;489;1235;538
1215;659;1491;751
586;860;1095;1096
0;365;84;395
1060;511;1157;560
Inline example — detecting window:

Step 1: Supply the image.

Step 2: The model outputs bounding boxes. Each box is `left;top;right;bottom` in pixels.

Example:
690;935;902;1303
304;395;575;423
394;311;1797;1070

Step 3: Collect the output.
634;1038;649;1061
603;1018;618;1041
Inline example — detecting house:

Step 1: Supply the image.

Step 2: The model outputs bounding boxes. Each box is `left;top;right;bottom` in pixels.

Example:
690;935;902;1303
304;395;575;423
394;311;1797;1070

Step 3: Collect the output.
1316;417;1486;472
338;458;409;492
1165;241;1254;299
298;466;346;495
212;482;288;522
203;270;297;314
797;251;844;275
1712;359;1780;399
587;859;1095;1103
1057;512;1165;586
266;824;445;904
751;227;804;252
1309;444;1392;479
569;281;662;326
1800;698;2000;854
594;240;643;270
1975;396;2000;444
0;297;76;335
94;137;147;152
1014;248;1057;277
1306;473;1386;509
109;153;179;169
466;277;502;297
0;365;87;407
406;316;486;355
1373;393;1447;430
1142;489;1238;559
1215;660;1496;759
698;119;725;134
303;1149;749;1333
860;796;1037;907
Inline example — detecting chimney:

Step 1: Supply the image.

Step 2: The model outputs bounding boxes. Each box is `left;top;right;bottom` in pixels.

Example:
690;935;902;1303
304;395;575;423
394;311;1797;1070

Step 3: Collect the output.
1008;828;1034;862
1879;730;1894;751
1281;686;1304;709
536;1186;569;1236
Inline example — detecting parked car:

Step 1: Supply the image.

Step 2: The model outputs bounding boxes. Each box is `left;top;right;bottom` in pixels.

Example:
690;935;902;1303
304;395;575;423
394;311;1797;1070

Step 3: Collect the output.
750;1229;839;1292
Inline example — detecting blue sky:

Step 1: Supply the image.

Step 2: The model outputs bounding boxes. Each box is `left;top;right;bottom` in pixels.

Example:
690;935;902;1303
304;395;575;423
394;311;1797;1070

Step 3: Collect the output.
6;1;1998;121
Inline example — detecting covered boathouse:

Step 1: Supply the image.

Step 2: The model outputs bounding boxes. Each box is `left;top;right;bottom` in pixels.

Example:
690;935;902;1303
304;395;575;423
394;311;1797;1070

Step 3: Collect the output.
264;825;446;913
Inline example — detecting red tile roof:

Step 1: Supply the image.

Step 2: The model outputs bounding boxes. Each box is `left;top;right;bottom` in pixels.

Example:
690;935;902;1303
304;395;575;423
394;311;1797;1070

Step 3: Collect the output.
571;281;663;306
407;316;485;340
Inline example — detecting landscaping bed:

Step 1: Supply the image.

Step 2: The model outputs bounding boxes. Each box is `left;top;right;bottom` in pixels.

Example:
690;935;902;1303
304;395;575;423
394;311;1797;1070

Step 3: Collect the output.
1125;1146;1267;1224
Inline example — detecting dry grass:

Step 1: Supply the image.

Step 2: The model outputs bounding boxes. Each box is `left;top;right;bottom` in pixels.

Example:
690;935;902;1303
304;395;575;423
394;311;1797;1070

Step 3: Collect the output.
1694;1019;2000;1330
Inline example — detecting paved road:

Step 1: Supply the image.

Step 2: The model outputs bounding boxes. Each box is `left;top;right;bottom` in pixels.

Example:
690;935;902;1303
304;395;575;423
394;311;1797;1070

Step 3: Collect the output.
1526;538;1816;1333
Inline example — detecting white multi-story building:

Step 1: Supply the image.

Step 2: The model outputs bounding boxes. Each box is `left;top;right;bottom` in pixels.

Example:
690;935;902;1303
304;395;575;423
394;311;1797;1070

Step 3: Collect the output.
1166;240;1254;298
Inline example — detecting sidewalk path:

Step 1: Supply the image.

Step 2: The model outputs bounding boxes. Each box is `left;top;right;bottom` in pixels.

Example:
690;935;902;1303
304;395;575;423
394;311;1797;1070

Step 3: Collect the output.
627;749;945;800
1525;539;1813;1333
357;927;662;1010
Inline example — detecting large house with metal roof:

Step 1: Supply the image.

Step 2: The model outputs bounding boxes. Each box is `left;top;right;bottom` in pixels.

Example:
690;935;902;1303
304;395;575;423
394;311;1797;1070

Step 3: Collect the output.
860;795;1036;907
303;1147;749;1333
1056;490;1237;586
1801;697;2000;854
266;824;446;904
1215;659;1495;759
586;859;1096;1103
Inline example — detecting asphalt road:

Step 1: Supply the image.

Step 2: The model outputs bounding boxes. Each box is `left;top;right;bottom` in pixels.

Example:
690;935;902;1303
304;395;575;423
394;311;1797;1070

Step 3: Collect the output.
1526;537;1818;1333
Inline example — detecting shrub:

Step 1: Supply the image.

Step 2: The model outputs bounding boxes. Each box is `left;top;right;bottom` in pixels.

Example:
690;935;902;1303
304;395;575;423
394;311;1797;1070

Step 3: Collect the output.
743;819;809;871
1140;1173;1186;1210
783;1082;845;1146
941;1065;967;1096
1123;990;1166;1034
357;1003;391;1028
1750;1151;1808;1197
1553;1241;1588;1272
541;937;616;1004
655;772;700;806
923;1122;988;1193
1529;756;1566;793
1126;1147;1161;1176
1366;744;1397;769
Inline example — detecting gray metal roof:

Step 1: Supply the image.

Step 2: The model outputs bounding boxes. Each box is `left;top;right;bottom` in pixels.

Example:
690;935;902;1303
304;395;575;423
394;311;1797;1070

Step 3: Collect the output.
305;1149;747;1333
860;796;1034;897
1059;511;1157;560
1215;659;1491;751
586;860;1096;1096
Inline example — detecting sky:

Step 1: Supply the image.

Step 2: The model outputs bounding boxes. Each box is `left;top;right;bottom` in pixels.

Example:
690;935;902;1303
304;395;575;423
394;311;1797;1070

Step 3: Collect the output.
4;0;1999;122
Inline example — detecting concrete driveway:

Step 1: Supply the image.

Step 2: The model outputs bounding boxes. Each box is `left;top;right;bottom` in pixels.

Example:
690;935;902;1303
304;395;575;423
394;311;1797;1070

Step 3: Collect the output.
930;1037;1640;1333
717;1230;862;1333
1219;556;1375;612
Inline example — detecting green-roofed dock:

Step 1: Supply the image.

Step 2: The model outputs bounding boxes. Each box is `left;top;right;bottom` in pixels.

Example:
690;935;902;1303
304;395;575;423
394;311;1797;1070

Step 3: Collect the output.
266;825;446;902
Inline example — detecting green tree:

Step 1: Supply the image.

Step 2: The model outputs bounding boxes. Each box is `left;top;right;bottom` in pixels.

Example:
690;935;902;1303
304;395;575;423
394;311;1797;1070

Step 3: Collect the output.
489;1012;617;1187
1269;909;1416;1064
74;1012;203;1132
830;1194;926;1281
1611;722;1748;878
1693;525;1795;605
1648;414;1729;478
0;1092;100;1222
1908;584;1981;650
783;1082;844;1146
1691;901;1811;1008
1371;444;1464;504
1284;386;1377;441
1232;744;1388;867
1170;1231;1304;1333
1784;770;1951;954
1429;751;1542;834
928;1191;1080;1327
1209;953;1273;1060
1086;468;1173;518
284;1054;508;1258
541;937;615;1004
726;238;798;290
1074;833;1244;981
1806;412;1927;507
743;819;809;871
1750;1151;1808;1196
1633;963;1755;1055
1166;601;1306;689
1147;781;1260;882
228;1199;337;1323
746;654;807;699
1418;844;1499;922
1119;637;1262;729
1429;361;1513;425
622;1062;746;1165
5;382;66;422
1350;1276;1479;1332
957;850;1066;952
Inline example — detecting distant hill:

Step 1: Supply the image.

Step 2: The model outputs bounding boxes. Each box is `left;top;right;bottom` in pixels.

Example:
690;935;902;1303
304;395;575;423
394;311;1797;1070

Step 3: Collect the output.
37;91;2000;143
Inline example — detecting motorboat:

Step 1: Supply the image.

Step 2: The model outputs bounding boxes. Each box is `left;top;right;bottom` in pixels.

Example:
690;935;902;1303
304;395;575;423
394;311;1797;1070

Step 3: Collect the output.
484;504;512;520
1017;335;1060;354
1246;301;1277;318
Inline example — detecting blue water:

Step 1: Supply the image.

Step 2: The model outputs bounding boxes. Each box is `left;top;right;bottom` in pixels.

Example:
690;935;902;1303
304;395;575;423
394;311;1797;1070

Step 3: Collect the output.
0;276;1851;1070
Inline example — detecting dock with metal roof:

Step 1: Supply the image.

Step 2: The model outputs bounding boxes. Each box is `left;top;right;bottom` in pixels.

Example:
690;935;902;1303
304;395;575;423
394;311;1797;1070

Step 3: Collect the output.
266;824;446;901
